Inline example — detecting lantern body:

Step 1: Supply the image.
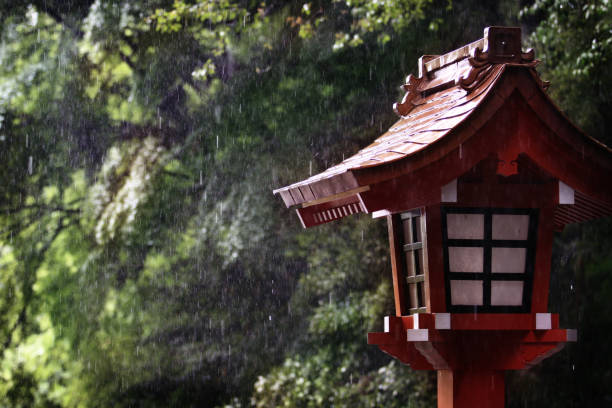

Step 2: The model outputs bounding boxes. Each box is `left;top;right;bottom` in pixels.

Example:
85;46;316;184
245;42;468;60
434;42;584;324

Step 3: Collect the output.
369;154;572;407
274;26;612;408
388;153;560;317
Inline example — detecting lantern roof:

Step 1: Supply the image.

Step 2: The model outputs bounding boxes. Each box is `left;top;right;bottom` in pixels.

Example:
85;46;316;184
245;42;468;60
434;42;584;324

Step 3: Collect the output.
273;27;612;228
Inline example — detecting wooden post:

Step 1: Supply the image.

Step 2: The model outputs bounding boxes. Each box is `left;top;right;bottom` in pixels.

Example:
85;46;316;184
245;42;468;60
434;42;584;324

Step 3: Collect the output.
438;370;505;408
387;214;407;316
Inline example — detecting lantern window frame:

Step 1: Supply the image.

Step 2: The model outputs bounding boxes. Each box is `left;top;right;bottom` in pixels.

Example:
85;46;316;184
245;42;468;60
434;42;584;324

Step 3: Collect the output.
441;207;539;313
400;210;428;314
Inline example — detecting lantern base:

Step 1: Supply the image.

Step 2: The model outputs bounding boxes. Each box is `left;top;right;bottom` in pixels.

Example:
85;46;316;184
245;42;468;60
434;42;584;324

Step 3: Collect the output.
368;313;576;408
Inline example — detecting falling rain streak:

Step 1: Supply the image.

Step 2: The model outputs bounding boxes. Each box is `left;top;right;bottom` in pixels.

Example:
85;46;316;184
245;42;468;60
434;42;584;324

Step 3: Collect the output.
0;2;608;408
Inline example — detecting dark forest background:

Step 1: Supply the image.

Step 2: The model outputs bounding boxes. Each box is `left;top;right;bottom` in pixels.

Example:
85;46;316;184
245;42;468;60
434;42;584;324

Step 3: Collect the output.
0;0;611;406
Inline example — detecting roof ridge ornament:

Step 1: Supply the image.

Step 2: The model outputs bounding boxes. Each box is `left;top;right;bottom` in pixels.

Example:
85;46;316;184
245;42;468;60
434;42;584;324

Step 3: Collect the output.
458;28;548;93
394;27;550;117
393;74;424;117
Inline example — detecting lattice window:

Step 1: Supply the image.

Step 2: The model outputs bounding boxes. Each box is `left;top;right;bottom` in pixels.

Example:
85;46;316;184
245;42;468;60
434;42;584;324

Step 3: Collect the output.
442;207;538;313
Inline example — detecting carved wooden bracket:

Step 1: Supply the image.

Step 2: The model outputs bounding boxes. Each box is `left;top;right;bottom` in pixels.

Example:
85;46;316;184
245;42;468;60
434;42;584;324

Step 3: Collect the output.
456;27;551;93
393;74;424;117
457;62;494;92
458;45;548;93
394;27;551;117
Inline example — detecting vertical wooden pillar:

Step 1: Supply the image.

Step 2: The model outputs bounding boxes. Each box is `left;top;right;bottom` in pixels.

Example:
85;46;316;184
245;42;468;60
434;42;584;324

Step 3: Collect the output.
438;370;505;408
531;204;555;312
424;204;445;312
387;214;407;316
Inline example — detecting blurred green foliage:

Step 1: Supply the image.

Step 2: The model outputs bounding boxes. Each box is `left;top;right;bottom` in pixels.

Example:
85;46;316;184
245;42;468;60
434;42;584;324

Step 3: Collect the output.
0;0;610;407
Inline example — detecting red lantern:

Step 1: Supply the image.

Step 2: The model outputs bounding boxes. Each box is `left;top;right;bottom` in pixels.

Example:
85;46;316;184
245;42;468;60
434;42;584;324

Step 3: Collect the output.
274;27;612;408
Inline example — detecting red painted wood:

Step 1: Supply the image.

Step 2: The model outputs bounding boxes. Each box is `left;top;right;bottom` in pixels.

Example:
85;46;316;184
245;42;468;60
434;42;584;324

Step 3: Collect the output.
532;205;555;312
368;313;571;374
438;370;505;408
369;329;570;367
400;314;415;329
456;178;557;209
425;205;446;312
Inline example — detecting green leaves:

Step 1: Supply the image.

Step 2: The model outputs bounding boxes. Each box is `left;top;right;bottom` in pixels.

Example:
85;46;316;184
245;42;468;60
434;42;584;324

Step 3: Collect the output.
329;0;446;49
89;137;167;244
4;0;603;407
524;0;612;143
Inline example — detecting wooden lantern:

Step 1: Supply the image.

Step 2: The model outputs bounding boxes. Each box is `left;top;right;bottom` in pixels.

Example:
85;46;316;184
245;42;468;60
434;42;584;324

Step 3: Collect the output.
273;27;612;408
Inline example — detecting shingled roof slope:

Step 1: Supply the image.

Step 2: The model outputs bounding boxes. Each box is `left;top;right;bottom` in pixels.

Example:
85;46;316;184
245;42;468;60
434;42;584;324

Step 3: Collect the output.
274;28;548;206
273;27;612;217
277;62;503;191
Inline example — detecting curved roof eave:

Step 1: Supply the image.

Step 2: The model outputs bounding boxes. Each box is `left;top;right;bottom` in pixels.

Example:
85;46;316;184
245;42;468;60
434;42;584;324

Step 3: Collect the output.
275;64;612;210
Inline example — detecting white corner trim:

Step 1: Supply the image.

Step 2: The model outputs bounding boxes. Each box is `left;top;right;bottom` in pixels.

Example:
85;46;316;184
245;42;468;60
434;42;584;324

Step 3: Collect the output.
413;314;420;329
535;313;552;330
372;210;391;219
407;329;429;342
384;316;390;333
559;181;575;205
435;313;451;330
441;179;457;203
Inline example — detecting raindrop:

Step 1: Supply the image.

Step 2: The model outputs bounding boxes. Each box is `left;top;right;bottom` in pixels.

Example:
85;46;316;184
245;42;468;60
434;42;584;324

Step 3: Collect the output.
199;170;203;185
28;156;33;175
25;133;28;147
309;161;312;176
216;135;219;149
268;315;272;321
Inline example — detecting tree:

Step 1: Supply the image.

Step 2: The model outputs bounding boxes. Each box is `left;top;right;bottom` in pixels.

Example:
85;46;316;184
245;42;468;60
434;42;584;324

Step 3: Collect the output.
3;1;607;407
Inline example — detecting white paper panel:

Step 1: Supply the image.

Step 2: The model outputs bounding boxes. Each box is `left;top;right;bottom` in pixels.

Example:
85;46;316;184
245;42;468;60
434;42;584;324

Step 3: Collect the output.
559;181;575;204
492;214;529;240
491;281;524;306
450;280;483;305
447;213;484;239
449;247;483;272
492;247;526;273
